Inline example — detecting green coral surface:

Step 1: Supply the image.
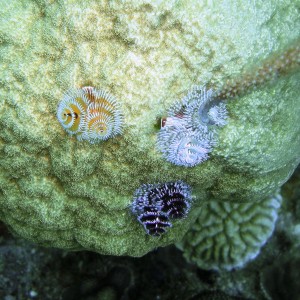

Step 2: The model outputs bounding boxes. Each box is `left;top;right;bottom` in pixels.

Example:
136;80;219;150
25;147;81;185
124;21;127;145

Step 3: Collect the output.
0;0;299;256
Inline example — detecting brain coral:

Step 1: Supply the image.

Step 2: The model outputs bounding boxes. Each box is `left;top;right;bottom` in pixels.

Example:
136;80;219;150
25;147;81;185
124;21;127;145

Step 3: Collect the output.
0;0;299;256
177;194;282;271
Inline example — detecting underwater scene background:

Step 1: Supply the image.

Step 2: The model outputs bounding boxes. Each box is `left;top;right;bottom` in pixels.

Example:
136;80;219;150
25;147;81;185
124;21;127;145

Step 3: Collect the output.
0;0;299;299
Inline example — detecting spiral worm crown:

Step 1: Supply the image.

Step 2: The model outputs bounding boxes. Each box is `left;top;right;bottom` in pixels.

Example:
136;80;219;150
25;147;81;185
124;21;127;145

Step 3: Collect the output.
157;86;227;167
131;181;192;236
57;87;123;143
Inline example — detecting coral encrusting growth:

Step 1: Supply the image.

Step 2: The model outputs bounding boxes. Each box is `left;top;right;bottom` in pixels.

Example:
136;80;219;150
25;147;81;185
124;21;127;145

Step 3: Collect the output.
0;0;299;256
178;194;282;271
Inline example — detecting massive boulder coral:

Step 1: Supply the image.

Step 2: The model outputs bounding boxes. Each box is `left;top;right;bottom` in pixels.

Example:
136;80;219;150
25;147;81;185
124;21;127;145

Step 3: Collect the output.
0;0;299;256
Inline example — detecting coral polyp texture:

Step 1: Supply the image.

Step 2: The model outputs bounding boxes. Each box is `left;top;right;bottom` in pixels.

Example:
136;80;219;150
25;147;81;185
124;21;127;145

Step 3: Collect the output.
0;0;299;256
131;181;192;236
157;86;226;167
178;194;282;271
57;87;123;143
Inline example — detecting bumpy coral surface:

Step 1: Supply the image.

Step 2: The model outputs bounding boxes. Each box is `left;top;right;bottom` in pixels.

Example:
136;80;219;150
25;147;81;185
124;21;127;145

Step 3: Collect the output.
178;194;282;271
0;0;299;256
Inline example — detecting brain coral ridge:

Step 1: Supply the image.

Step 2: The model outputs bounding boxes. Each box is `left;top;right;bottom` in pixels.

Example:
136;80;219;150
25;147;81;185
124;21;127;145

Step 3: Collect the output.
57;86;123;143
0;0;299;256
178;194;282;271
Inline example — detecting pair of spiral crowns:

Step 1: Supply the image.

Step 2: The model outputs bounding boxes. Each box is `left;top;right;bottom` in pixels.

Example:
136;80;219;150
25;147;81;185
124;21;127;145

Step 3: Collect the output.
157;41;300;167
157;86;228;167
131;181;192;236
57;86;123;143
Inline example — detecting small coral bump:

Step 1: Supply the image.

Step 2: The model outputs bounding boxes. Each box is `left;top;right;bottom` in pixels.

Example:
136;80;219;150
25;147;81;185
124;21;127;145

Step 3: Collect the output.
131;181;192;236
57;86;123;143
